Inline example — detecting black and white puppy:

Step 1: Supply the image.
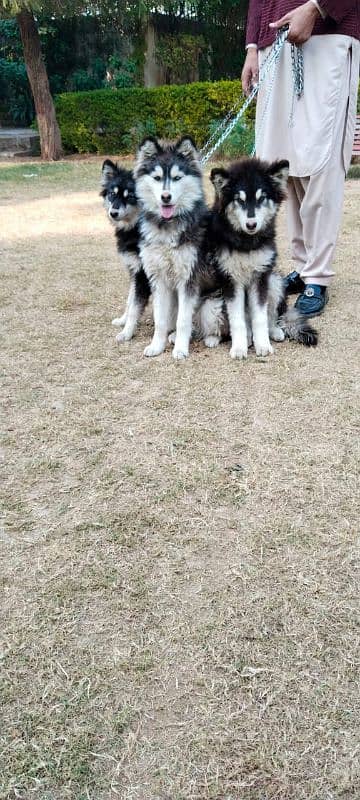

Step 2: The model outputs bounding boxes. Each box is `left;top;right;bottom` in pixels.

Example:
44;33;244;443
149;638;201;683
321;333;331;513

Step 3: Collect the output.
209;158;317;358
101;159;151;343
134;136;211;359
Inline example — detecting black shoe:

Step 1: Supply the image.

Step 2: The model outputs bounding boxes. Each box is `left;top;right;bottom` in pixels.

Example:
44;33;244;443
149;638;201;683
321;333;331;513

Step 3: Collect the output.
294;284;329;317
284;270;305;295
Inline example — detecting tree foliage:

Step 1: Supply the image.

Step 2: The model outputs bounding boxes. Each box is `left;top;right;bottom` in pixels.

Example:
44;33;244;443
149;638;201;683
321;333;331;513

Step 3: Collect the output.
0;1;86;15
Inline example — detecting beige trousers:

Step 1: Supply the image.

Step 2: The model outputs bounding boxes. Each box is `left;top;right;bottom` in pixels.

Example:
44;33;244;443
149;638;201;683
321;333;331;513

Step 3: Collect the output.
256;35;360;286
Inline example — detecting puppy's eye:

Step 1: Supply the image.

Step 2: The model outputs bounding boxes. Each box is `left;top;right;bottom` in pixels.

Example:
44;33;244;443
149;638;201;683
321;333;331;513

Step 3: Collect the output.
153;175;162;182
172;175;182;182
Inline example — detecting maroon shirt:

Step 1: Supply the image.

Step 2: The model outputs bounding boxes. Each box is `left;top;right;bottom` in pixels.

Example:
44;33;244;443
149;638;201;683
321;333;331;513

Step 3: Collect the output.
246;0;360;48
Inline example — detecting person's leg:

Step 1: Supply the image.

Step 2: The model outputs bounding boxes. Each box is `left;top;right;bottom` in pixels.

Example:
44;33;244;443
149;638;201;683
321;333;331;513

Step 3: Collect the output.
296;159;345;288
284;177;307;293
287;177;306;272
287;38;357;313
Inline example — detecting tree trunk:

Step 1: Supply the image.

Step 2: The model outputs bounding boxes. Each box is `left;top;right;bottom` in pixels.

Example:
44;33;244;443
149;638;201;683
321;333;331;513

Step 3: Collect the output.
17;9;63;161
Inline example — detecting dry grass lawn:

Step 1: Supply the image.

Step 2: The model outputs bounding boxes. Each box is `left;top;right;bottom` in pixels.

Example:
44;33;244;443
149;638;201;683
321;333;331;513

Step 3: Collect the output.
1;159;360;800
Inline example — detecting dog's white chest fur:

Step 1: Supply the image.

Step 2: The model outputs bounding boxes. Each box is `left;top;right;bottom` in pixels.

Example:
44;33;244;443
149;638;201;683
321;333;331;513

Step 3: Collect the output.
218;245;274;285
141;221;197;288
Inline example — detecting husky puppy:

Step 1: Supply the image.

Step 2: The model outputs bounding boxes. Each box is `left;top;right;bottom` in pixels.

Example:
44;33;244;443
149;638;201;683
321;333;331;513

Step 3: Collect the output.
101;159;151;343
209;159;317;358
134;136;214;359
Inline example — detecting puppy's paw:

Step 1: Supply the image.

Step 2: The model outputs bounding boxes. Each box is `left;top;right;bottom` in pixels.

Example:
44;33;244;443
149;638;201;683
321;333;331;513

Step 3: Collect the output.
270;326;285;342
172;348;188;361
255;341;273;357
230;345;248;360
168;331;176;344
143;342;164;358
116;330;134;343
204;335;220;348
112;315;126;327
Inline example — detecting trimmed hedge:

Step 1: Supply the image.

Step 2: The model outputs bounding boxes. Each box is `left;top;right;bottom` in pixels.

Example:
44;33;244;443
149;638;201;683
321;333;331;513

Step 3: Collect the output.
55;80;255;155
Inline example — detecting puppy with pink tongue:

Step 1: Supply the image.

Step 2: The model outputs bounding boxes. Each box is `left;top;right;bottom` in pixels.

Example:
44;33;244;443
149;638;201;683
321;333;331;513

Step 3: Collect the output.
134;136;210;359
161;202;176;220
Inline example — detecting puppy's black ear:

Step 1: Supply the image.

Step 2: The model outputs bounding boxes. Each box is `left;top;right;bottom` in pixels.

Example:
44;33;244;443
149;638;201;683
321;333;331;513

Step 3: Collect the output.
267;159;289;193
134;136;161;176
101;159;118;185
138;136;161;159
176;136;198;159
210;168;229;196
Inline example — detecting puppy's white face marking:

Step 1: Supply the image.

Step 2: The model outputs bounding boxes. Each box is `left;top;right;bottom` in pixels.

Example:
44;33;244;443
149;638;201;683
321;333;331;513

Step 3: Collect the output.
151;166;164;181
136;163;203;220
103;190;139;229
107;204;139;229
136;166;163;212
225;194;276;235
171;173;203;214
170;165;184;181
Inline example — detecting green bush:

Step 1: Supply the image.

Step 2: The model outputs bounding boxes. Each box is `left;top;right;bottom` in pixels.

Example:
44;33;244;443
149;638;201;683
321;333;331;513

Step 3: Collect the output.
55;80;255;155
207;119;255;159
121;117;158;153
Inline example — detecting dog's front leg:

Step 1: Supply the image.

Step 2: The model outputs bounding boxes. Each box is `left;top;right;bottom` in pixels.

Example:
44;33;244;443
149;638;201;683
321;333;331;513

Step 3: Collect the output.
172;287;197;360
116;270;150;343
144;280;172;357
248;285;273;357
227;288;248;359
112;282;132;328
115;279;137;342
112;311;127;327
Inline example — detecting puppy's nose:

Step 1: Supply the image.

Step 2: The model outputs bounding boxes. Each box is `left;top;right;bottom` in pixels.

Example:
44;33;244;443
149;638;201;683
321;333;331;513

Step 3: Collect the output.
246;220;257;231
161;191;172;204
110;210;119;219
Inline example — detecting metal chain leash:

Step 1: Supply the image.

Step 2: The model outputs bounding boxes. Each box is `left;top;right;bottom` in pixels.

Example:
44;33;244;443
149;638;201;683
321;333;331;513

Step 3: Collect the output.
200;27;304;165
289;38;304;127
291;39;304;98
250;35;285;157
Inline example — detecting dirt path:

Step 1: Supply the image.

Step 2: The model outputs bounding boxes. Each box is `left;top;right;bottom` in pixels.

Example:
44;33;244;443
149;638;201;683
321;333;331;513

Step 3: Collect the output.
1;164;359;800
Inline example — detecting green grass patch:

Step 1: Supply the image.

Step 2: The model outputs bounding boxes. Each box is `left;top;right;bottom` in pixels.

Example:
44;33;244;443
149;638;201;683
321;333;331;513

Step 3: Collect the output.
0;159;122;201
0;162;76;183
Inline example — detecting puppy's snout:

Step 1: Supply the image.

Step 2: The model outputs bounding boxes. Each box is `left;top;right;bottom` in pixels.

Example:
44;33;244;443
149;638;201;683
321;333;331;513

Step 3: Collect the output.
246;220;257;231
110;209;119;219
161;191;172;204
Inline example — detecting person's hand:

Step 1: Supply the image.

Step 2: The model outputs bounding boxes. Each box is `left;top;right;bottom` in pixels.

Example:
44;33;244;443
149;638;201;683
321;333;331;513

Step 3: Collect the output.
241;48;259;96
269;1;320;45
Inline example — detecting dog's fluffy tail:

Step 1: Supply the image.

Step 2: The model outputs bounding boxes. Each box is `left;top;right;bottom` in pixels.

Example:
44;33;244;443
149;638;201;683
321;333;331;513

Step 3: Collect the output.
194;294;229;345
279;306;318;347
268;272;318;347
